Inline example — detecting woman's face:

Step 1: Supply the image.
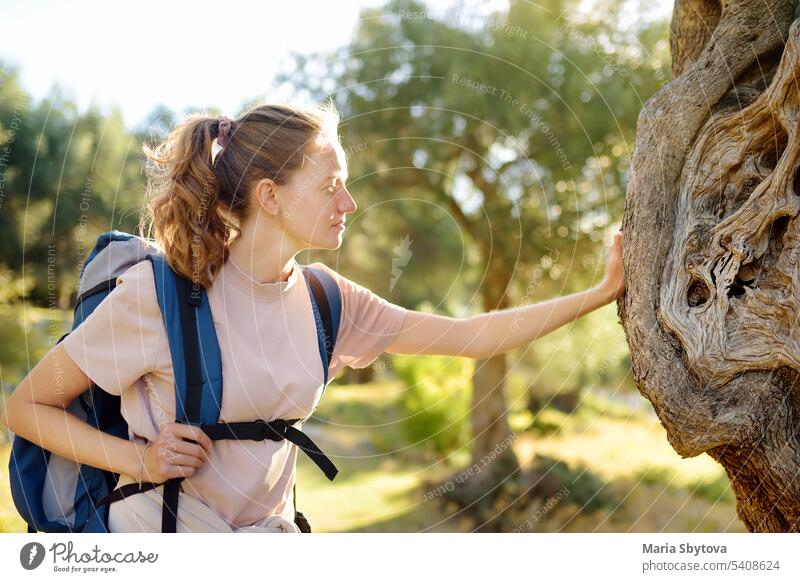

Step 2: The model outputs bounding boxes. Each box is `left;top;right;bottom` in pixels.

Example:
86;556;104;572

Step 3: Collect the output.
270;136;357;251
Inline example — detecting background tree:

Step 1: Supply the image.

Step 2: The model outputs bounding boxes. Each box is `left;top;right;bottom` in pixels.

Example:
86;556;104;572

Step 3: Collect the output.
279;0;667;499
620;0;800;531
0;63;148;307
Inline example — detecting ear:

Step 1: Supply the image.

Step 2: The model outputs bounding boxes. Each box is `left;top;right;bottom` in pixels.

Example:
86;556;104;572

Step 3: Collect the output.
253;177;280;217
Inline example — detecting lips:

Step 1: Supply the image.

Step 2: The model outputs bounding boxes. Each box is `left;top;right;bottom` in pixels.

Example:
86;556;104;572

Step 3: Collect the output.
332;220;345;227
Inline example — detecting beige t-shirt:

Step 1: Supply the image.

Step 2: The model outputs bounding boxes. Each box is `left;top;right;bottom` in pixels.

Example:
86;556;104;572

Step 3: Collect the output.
61;255;407;528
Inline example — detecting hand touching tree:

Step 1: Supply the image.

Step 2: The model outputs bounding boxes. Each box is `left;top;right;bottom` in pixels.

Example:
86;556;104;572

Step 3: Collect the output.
599;233;625;302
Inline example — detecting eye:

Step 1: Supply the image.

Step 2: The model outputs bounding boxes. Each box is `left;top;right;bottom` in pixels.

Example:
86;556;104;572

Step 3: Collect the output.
325;184;337;193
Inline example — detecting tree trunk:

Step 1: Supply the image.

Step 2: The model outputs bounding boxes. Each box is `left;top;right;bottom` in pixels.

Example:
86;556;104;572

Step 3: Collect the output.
620;0;800;531
470;352;518;478
467;257;519;491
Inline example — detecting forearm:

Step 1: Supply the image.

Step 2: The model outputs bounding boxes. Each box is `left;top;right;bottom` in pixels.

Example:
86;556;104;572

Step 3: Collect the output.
467;285;614;358
6;400;145;478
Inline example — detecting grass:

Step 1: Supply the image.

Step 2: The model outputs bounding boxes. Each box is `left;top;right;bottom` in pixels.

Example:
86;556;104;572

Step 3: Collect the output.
296;381;745;532
295;380;464;532
0;441;26;533
509;394;744;532
0;379;745;533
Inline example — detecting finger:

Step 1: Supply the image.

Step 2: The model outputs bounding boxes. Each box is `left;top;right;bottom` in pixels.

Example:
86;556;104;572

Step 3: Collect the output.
161;451;206;468
158;441;207;463
165;465;197;479
185;425;214;451
184;425;214;452
167;423;213;452
168;440;209;460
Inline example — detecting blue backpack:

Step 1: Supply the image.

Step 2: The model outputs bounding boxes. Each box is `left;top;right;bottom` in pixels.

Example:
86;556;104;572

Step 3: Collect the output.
8;230;341;533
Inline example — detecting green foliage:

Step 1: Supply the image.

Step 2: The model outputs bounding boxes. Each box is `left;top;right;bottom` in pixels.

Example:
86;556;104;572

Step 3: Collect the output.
530;454;617;512
528;408;569;435
393;355;472;456
521;305;634;394
0;306;71;395
635;465;736;504
0;62;147;307
692;473;736;504
0;265;33;304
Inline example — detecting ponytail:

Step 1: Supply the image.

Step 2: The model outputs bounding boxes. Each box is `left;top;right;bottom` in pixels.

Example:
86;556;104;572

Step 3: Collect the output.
140;114;245;288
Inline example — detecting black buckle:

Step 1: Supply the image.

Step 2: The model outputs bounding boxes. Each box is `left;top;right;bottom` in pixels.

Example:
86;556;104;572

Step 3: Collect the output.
259;419;289;442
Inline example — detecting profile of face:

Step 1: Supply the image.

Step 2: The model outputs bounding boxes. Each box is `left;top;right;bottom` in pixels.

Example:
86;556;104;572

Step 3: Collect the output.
250;134;357;252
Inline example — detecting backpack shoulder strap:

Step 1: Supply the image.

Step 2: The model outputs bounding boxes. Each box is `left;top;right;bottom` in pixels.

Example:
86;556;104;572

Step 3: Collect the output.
295;264;341;532
302;265;342;386
146;255;223;426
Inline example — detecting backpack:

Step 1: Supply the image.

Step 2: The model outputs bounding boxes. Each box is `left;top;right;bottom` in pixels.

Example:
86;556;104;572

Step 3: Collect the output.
8;230;341;533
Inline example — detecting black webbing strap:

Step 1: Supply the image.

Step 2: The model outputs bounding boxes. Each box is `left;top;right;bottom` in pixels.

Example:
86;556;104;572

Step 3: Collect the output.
74;277;118;311
98;418;337;513
201;419;338;481
99;481;160;506
159;274;205;533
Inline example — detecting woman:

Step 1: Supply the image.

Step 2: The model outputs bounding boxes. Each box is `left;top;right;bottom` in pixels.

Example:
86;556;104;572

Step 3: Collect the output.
3;101;625;533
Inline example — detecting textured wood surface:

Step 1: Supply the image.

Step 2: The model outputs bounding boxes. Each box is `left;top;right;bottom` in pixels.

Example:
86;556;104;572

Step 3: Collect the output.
620;0;800;531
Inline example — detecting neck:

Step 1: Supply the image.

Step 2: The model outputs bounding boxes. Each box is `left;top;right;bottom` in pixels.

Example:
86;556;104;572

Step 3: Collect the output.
226;218;300;284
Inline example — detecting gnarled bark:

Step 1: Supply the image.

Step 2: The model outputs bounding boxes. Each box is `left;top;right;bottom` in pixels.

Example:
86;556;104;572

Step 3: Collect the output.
620;0;800;531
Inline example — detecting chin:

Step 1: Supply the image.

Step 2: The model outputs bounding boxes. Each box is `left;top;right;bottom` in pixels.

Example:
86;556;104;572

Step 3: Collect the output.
313;236;343;251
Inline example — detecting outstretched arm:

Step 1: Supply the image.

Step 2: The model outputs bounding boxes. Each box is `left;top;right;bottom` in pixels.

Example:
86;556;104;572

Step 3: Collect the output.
386;233;625;359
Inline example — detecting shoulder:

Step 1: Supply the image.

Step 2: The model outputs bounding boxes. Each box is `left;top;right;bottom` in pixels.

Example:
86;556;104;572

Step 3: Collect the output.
306;262;405;313
306;261;349;295
109;259;160;316
114;259;156;290
307;261;341;282
307;261;374;296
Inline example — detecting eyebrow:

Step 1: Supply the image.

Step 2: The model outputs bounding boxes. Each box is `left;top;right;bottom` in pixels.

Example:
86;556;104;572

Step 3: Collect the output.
323;171;349;182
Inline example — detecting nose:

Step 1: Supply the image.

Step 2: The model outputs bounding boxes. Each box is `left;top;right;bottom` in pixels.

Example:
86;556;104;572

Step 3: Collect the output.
338;187;357;215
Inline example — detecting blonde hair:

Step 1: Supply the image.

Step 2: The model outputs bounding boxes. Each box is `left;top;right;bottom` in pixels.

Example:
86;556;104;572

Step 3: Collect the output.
140;101;340;288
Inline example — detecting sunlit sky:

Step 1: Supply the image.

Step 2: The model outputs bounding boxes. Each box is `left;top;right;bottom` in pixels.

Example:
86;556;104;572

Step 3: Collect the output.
0;0;673;131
